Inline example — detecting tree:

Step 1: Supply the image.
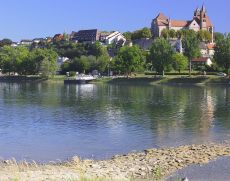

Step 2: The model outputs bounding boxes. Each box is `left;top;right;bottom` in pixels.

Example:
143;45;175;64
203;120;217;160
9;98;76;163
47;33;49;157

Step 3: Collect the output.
29;48;58;76
214;34;230;74
14;46;30;75
215;32;225;43
150;38;174;75
176;30;183;39
183;31;201;76
161;29;169;39
72;56;91;73
0;39;13;47
197;30;212;42
123;32;132;41
114;45;145;76
139;27;152;39
0;46;15;75
87;41;108;58
169;29;176;39
172;53;188;73
131;28;152;40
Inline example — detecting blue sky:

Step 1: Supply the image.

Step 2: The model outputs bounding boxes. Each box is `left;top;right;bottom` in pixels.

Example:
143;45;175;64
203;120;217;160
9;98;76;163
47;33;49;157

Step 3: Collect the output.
0;0;229;41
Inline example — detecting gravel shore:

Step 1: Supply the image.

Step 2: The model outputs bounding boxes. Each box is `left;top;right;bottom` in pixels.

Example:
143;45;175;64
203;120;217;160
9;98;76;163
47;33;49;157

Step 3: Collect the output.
1;143;230;180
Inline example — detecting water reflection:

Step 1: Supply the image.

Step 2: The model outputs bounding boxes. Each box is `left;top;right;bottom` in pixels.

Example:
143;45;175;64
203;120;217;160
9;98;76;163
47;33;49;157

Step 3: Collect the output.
0;83;229;161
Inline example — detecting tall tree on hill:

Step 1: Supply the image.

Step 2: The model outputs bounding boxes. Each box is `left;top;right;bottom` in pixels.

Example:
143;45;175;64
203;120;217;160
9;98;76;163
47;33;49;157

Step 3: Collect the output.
150;38;174;75
197;30;212;42
114;45;145;76
214;32;225;43
131;28;152;40
183;31;201;76
214;34;230;74
172;53;188;73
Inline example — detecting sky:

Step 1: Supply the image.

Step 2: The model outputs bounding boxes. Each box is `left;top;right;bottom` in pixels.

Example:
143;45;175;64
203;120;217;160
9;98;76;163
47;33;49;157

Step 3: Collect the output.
0;0;229;41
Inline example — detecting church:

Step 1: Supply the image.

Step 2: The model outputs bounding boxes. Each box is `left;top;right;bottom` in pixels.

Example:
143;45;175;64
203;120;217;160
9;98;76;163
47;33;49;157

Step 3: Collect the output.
151;5;214;42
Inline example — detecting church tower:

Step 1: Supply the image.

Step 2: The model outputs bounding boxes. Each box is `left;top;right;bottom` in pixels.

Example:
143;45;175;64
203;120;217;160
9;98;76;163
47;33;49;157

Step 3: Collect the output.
194;7;200;18
200;5;207;30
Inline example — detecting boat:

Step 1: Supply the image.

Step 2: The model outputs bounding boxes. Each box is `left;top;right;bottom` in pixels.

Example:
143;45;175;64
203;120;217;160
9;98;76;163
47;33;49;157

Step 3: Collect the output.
64;74;96;84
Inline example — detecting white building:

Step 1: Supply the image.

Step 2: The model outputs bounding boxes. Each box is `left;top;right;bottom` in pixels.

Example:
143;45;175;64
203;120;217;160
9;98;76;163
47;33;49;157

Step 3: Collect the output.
104;31;126;45
57;57;69;67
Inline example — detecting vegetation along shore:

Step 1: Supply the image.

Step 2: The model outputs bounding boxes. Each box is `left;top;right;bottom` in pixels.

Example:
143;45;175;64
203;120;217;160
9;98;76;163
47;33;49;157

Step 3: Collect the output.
0;143;229;181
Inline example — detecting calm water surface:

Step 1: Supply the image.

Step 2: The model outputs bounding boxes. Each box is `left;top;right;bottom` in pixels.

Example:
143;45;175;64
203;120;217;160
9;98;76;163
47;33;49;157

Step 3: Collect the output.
0;82;230;162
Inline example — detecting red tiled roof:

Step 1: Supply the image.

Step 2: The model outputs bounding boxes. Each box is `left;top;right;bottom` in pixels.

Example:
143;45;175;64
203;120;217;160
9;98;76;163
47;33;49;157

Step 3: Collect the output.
207;43;215;50
156;12;168;20
192;57;209;62
171;20;191;27
206;16;213;27
157;20;168;26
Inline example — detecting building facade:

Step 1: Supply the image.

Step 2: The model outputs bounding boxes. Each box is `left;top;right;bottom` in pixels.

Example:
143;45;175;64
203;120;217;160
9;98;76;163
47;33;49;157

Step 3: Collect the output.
151;5;214;42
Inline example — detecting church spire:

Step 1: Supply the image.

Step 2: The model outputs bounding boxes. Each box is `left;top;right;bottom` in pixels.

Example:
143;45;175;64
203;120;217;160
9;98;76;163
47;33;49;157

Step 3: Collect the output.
201;4;206;13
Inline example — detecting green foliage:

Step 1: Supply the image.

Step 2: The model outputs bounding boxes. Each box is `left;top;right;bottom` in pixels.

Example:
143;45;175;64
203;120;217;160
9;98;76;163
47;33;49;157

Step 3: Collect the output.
169;29;176;38
131;27;152;40
0;39;13;47
87;41;109;58
123;32;132;41
214;34;230;74
172;53;188;73
0;46;58;76
161;29;169;39
150;38;174;74
114;45;145;75
182;30;201;60
214;32;225;43
197;30;212;42
72;56;91;74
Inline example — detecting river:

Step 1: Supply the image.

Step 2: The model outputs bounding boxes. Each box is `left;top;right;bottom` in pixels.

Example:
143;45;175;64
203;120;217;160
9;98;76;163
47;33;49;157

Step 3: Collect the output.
0;82;229;162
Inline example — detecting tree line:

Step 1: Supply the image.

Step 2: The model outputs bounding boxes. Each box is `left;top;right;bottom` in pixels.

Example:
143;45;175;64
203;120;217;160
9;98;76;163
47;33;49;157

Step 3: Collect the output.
0;46;58;76
0;30;229;77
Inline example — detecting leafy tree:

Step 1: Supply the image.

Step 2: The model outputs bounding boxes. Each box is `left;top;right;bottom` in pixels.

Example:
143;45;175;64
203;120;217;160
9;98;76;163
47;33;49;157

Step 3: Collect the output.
172;53;188;73
29;48;58;76
123;32;132;41
197;30;212;42
139;27;152;39
131;28;152;40
150;38;174;75
14;46;30;74
72;56;91;74
0;46;15;74
0;39;13;47
87;41;108;58
114;45;145;75
183;31;201;76
169;29;176;38
215;32;225;43
176;30;183;38
161;29;169;39
91;54;110;73
214;34;230;74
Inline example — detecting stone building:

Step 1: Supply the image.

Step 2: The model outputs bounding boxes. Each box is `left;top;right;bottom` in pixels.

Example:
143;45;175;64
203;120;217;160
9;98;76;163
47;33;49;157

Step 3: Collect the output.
151;5;214;42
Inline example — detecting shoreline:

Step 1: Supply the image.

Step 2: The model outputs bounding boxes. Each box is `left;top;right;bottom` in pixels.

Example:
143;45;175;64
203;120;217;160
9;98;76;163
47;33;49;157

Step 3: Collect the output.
1;143;230;180
0;75;229;86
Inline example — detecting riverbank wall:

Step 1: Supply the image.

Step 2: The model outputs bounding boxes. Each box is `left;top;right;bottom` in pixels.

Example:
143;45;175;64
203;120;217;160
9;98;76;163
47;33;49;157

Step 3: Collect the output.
92;76;230;86
0;76;47;83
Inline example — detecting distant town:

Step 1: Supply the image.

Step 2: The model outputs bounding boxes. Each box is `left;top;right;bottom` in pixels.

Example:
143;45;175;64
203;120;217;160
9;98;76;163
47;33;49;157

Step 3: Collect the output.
0;4;229;78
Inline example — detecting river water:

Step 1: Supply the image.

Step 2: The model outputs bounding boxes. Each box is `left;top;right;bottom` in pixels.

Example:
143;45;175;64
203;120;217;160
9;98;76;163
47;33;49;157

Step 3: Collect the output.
0;82;230;162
